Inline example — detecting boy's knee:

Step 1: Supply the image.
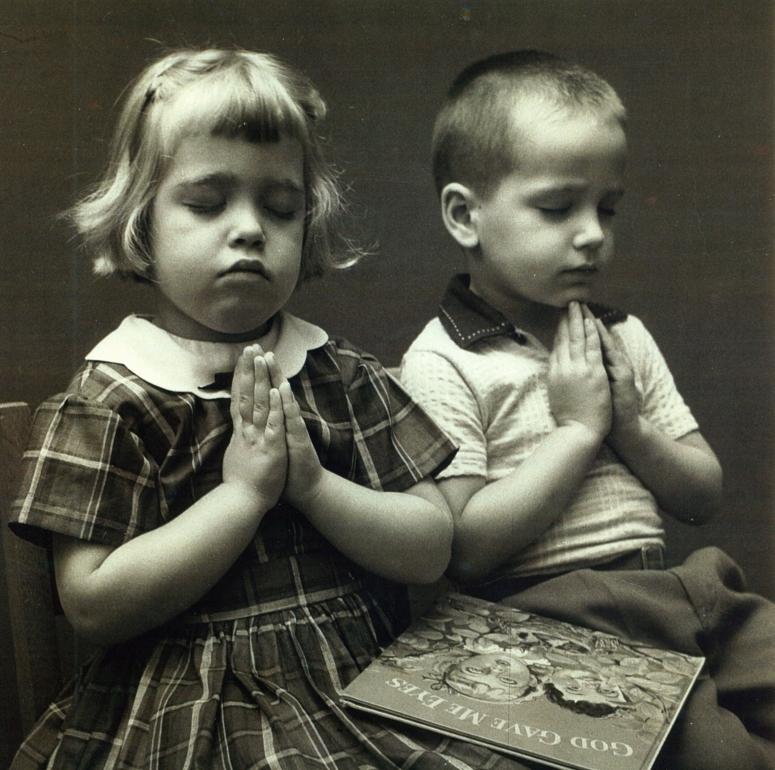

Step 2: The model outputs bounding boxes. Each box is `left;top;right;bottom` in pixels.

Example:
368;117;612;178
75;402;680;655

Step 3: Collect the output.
680;546;747;594
656;677;774;770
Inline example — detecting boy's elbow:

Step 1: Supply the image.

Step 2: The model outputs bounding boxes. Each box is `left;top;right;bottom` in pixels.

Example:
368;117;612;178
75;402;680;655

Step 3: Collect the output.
674;464;724;525
445;547;492;586
692;490;723;525
695;460;724;523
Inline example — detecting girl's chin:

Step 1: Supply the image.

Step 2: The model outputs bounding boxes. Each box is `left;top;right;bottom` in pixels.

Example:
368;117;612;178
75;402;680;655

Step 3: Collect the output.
207;319;275;342
154;314;274;342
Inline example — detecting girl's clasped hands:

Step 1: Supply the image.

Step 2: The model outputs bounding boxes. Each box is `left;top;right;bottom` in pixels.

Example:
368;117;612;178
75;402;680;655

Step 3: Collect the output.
224;345;323;514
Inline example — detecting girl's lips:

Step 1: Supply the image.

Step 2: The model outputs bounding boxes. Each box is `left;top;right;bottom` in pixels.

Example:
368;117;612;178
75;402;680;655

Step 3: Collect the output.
220;260;269;279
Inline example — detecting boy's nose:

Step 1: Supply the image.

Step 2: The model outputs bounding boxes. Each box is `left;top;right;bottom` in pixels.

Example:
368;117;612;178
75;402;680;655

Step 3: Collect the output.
572;214;605;251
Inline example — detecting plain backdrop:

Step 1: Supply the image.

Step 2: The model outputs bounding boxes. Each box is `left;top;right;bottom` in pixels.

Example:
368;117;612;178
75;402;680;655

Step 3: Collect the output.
0;4;772;593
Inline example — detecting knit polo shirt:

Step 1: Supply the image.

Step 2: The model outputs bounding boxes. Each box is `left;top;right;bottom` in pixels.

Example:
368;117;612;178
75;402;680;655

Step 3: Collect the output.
400;274;699;579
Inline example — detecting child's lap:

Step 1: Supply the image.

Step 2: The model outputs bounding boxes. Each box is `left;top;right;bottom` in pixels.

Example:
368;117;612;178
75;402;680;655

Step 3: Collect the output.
11;591;537;770
499;547;774;659
493;546;775;768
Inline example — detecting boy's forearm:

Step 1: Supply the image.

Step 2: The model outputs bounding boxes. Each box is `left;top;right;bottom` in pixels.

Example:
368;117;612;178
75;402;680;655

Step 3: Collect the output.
297;470;453;584
608;420;723;524
450;424;602;583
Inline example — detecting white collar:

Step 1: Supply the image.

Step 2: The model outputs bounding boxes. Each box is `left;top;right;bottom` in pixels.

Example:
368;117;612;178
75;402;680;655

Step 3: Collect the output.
85;312;329;399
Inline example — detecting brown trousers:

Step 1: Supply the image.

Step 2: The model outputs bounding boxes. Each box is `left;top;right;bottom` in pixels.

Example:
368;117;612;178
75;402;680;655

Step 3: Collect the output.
492;547;775;770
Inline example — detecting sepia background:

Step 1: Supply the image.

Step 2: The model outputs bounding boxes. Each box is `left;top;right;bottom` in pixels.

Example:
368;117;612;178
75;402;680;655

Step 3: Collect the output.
0;2;772;752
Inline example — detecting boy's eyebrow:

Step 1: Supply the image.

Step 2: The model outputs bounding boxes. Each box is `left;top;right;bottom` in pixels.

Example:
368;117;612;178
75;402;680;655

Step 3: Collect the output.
529;181;626;197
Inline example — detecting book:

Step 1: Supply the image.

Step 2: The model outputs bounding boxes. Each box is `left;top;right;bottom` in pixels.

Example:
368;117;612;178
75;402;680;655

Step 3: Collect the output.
341;592;704;770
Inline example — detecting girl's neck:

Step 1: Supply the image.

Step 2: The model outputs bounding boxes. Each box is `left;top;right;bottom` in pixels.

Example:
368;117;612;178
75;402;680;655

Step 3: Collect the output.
153;317;274;343
153;292;273;342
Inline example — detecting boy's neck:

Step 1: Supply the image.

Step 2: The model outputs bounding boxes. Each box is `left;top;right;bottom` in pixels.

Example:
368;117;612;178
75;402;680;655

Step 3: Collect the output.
468;279;562;349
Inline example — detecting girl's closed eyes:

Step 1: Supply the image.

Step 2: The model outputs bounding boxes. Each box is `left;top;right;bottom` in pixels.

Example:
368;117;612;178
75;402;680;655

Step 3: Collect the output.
176;178;305;221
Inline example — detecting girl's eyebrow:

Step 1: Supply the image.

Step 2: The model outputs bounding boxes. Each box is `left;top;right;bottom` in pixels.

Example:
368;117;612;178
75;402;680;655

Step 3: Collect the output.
173;172;236;190
174;173;304;193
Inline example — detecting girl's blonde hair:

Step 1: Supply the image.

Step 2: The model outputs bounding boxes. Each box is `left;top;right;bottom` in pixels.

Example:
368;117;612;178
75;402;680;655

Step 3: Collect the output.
71;48;351;282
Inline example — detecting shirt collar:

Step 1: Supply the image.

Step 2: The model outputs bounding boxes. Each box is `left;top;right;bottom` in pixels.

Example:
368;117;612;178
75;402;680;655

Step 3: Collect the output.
85;311;329;399
438;273;627;350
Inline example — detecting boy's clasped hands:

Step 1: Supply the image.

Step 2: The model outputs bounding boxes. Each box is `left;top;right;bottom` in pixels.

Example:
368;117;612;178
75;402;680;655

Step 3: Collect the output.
223;344;323;512
548;301;641;449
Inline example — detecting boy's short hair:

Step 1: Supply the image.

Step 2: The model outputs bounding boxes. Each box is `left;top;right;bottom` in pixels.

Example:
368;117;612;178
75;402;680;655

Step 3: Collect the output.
71;48;351;282
431;50;627;197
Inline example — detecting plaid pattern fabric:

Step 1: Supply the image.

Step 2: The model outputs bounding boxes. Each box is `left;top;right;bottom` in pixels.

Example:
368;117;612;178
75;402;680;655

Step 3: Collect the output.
10;340;532;769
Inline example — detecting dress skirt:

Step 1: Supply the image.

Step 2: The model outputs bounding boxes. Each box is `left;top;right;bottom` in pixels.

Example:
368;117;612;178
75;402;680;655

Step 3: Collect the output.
12;554;536;770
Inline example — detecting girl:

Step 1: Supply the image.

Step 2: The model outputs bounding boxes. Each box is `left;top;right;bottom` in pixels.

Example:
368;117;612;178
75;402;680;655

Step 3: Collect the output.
9;49;536;770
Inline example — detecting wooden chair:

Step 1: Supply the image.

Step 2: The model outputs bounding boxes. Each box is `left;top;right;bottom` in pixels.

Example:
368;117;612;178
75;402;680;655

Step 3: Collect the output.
0;403;63;765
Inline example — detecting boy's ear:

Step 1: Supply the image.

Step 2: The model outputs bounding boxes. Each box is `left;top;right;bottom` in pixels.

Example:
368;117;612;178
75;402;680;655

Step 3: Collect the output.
440;183;480;249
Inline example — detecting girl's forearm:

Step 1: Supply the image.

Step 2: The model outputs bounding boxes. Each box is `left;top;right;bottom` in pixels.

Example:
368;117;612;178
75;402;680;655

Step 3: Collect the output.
608;421;723;524
450;423;602;583
55;481;272;645
296;472;453;585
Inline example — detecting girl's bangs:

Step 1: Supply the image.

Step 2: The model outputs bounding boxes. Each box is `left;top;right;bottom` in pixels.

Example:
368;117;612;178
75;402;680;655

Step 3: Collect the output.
157;71;309;152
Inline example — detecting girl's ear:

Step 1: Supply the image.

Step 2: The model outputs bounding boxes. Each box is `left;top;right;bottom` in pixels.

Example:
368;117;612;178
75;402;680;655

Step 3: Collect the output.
440;183;480;249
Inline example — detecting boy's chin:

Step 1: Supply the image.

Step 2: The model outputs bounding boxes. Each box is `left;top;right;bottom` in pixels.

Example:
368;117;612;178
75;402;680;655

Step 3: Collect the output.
558;290;596;307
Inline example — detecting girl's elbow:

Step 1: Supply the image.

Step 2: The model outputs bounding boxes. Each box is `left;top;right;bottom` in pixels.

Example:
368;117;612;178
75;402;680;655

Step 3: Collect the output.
411;557;450;585
405;516;453;584
426;529;455;583
62;601;118;646
60;589;137;646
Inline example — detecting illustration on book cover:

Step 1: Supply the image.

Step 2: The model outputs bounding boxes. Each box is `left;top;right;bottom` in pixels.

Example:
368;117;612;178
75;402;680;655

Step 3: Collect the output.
342;593;703;770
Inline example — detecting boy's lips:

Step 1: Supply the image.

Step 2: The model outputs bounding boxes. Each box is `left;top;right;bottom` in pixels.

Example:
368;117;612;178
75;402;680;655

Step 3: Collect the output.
561;266;598;278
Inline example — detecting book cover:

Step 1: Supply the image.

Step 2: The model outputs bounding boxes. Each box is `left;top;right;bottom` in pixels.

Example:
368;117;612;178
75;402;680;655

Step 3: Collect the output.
341;593;704;770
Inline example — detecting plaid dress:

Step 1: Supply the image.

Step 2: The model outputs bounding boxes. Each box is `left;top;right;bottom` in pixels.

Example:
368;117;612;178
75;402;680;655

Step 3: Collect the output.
10;338;534;770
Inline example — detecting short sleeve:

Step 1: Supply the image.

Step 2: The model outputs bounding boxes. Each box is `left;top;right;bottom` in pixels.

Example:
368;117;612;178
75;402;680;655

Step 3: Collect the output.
340;353;457;492
10;394;163;547
400;349;487;480
614;317;699;440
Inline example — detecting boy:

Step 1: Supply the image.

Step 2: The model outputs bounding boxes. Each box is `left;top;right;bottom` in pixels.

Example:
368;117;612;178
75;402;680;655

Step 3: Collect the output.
400;49;722;595
401;50;775;769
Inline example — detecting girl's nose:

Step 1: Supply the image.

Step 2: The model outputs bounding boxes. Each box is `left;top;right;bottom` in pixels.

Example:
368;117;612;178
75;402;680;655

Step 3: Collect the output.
572;213;605;251
229;205;265;248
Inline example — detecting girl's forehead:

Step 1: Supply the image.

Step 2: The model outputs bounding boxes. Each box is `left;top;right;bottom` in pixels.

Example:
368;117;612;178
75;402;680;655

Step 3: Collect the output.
156;73;308;151
162;133;305;188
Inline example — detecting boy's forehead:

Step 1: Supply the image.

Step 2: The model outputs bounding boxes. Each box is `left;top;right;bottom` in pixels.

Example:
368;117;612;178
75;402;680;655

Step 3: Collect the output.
506;94;622;140
502;98;627;177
